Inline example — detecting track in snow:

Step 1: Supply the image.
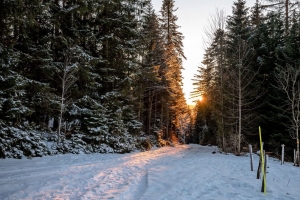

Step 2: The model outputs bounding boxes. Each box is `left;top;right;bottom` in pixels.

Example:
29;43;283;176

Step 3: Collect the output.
0;145;299;200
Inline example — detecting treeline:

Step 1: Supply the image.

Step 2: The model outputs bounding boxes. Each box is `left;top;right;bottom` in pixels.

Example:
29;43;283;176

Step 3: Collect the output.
0;0;189;158
192;0;300;161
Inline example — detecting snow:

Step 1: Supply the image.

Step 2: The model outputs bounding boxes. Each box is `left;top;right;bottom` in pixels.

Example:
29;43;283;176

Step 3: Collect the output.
0;144;299;200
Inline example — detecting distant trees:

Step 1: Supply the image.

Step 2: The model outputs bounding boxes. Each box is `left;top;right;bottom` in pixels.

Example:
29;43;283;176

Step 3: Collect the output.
193;0;300;157
193;0;261;153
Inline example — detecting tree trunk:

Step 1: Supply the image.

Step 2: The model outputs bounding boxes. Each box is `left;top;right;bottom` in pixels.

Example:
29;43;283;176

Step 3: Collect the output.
297;128;299;166
238;61;242;154
0;0;3;43
285;0;289;34
161;98;164;137
237;38;243;154
148;90;152;135
166;106;169;139
154;92;157;130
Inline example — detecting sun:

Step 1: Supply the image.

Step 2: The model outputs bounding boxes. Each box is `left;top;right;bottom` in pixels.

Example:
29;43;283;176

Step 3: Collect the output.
186;96;203;106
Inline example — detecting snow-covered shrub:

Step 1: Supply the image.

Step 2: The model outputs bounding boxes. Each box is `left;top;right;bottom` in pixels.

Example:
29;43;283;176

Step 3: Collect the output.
156;130;171;147
125;118;143;136
49;133;125;154
148;134;158;147
66;134;93;154
0;127;161;158
46;133;89;155
109;134;137;153
135;134;157;151
93;143;114;153
80;132;136;154
141;137;153;151
0;128;49;158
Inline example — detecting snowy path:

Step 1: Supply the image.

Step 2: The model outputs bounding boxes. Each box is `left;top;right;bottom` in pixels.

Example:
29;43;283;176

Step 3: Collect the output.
0;144;299;200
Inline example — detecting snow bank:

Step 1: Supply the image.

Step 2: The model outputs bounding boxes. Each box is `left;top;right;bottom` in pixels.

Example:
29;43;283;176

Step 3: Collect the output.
0;144;299;200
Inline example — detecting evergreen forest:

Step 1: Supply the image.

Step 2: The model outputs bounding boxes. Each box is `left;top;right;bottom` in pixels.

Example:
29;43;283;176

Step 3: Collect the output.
0;0;190;158
0;0;300;164
192;0;300;164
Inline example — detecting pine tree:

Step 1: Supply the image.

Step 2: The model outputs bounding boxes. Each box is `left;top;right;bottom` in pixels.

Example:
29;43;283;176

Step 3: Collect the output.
251;0;265;26
0;0;56;129
159;0;187;140
192;49;216;145
262;0;299;34
74;0;144;143
256;11;287;150
224;0;261;154
271;9;300;162
196;9;228;149
137;1;165;135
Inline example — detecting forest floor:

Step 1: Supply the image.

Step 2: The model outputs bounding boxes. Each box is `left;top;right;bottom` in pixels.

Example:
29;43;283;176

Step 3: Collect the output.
0;144;299;200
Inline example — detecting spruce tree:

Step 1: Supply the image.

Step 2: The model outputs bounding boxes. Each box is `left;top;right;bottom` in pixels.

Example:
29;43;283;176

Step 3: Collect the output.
159;0;187;140
0;0;56;129
138;1;165;135
257;11;286;149
223;0;265;154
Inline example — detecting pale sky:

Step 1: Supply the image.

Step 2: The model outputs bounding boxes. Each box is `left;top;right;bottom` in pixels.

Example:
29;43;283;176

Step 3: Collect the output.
151;0;257;104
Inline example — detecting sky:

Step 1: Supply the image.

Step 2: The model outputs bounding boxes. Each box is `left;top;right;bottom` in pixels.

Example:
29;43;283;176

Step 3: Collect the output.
151;0;257;105
1;144;299;199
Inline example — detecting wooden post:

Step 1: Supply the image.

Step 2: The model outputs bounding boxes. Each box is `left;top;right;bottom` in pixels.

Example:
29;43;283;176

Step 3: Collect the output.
281;144;285;165
261;150;267;192
264;151;267;172
257;143;264;179
266;154;269;168
295;151;299;167
257;155;261;179
296;151;300;167
249;144;253;171
294;149;296;166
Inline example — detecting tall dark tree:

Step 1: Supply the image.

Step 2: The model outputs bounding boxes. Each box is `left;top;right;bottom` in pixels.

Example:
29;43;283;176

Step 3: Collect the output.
137;1;165;135
0;0;56;129
159;0;187;140
262;0;299;34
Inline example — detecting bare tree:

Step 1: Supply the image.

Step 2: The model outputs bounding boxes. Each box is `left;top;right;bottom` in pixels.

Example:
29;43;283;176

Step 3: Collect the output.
212;11;227;150
275;64;300;166
202;9;226;49
224;38;263;154
57;47;78;143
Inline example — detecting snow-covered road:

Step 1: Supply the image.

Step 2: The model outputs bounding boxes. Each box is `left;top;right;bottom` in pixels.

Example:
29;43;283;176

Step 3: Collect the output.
0;144;299;200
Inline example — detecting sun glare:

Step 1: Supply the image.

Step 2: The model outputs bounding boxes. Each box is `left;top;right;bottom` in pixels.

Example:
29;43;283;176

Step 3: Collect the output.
186;96;203;107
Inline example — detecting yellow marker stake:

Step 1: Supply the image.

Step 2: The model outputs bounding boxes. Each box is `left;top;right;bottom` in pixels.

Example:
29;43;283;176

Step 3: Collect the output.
259;126;267;194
